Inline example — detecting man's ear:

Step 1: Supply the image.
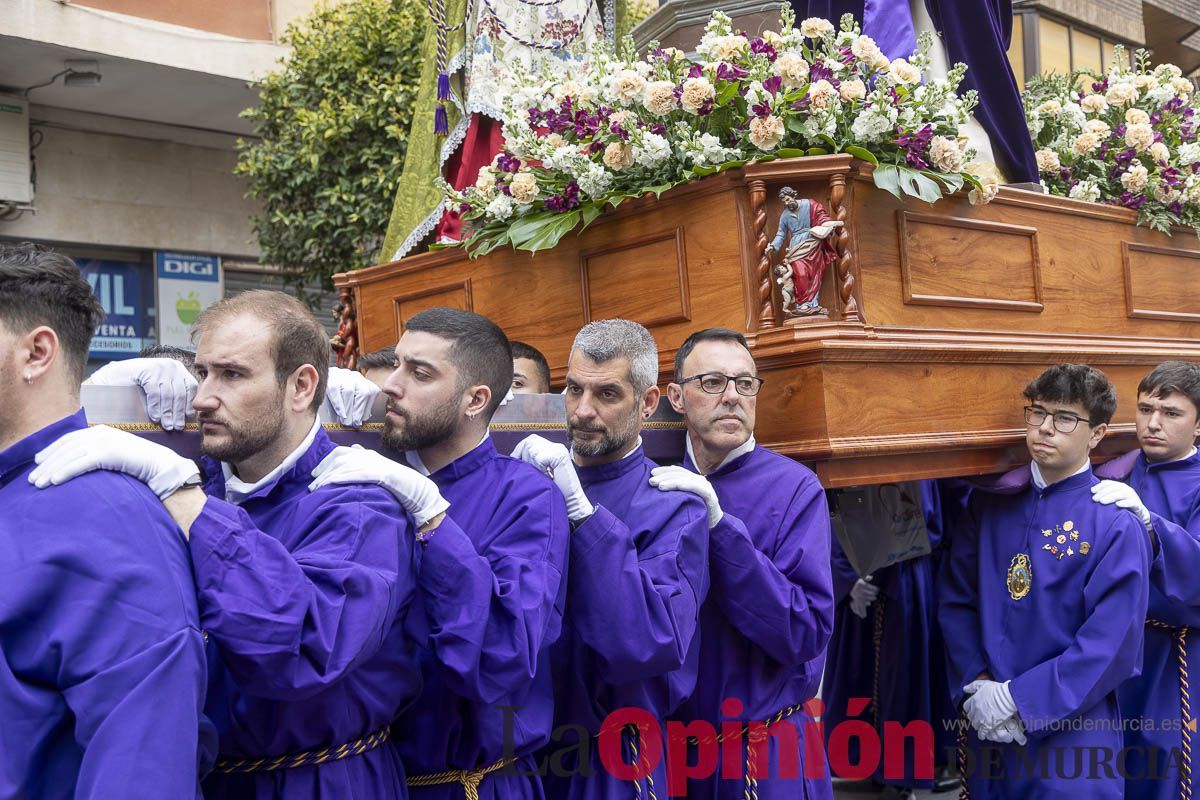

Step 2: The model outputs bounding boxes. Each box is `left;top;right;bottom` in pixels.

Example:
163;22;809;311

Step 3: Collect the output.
666;382;685;414
464;383;492;419
1088;422;1109;451
289;364;321;412
640;385;661;419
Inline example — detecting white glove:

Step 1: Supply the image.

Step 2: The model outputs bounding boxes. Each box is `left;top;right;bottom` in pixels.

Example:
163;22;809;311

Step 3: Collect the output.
29;425;201;500
88;357;196;431
848;576;880;619
309;445;449;528
1091;480;1152;529
979;716;1027;746
325;367;382;428
648;465;723;528
510;434;594;523
963;679;1019;734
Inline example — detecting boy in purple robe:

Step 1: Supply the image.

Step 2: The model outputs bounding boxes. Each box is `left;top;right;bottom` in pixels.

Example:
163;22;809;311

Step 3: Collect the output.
0;243;212;799
309;307;571;800
512;319;710;799
31;291;430;799
1090;362;1200;800
651;327;835;799
939;364;1152;799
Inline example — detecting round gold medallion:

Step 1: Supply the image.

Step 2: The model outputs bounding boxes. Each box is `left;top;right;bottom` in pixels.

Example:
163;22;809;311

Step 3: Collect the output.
1007;553;1032;600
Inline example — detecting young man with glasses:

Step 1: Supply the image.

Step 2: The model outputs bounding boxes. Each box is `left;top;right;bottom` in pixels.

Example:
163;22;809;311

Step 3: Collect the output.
1092;361;1200;800
939;364;1151;799
651;327;835;800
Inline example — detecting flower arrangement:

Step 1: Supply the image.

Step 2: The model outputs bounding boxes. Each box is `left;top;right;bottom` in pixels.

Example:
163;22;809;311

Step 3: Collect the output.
1022;48;1199;236
444;5;994;256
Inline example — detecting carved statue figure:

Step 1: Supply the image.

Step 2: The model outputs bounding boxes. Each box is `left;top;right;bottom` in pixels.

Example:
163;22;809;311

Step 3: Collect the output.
765;186;842;317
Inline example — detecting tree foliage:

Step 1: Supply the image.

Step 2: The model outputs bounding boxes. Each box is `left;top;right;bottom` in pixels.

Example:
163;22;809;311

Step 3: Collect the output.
235;0;425;291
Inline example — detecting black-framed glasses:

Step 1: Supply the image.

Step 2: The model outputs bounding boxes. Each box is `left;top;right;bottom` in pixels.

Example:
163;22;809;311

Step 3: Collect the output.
679;373;765;396
1024;405;1093;434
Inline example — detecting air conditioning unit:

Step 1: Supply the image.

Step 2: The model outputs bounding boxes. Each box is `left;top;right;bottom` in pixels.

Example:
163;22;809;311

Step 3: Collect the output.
0;94;33;206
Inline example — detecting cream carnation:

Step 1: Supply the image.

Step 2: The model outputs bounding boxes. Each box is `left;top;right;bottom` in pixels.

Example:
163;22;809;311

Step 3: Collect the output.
711;34;749;62
1080;94;1108;114
680;77;716;114
1035;148;1060;173
1071;132;1101;155
839;78;867;101
1036;100;1062;118
773;52;810;90
851;35;883;66
1149;142;1171;164
748;115;785;150
612;70;646;104
1120;163;1149;193
1124;122;1155;152
1135;74;1160;92
808;79;838;110
1106;82;1138;107
509;172;539;204
1085;119;1111;137
602;142;634;170
929;136;963;173
1124;108;1150;125
888;58;920;85
642;81;678;116
544;133;566;149
799;17;834;38
474;167;498;196
1173;77;1194;97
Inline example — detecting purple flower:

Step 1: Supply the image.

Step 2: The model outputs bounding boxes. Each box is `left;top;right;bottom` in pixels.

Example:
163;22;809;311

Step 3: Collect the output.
609;121;629;140
750;101;772;118
810;62;833;83
716;62;749;81
688;64;704;79
750;38;777;61
1119;191;1147;209
496;152;522;173
1092;79;1109;94
545;181;582;212
895;124;934;170
763;75;782;95
459;202;472;214
649;123;667;136
1169;202;1184;217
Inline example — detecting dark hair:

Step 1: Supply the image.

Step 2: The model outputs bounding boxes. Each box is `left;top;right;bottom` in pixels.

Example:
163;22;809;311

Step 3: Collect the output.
0;242;104;383
1138;361;1200;413
193;290;329;413
358;347;398;372
511;340;551;392
139;344;196;369
405;307;512;418
1023;364;1118;426
779;186;798;199
673;328;754;382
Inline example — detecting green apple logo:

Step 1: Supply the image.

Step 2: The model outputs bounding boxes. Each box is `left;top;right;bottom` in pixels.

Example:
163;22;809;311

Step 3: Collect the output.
176;291;202;324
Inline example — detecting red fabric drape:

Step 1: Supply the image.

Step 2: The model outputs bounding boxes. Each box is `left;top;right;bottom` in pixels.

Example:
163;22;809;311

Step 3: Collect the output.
435;114;507;242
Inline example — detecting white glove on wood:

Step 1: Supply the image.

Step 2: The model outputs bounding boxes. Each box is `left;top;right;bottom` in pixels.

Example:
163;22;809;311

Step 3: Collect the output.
88;357;196;432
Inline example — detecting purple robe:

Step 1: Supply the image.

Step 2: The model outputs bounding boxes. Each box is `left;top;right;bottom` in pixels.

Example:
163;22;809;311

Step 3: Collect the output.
677;444;835;800
1108;450;1200;800
939;467;1151;799
791;0;1038;183
395;438;570;800
0;411;212;799
543;443;709;799
192;427;422;799
824;480;961;787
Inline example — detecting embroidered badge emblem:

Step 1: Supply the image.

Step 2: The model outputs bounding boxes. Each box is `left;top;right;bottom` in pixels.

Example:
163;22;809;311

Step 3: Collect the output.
1008;553;1032;600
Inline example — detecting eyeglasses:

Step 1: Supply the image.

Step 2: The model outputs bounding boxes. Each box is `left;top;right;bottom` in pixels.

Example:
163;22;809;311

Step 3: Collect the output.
678;373;765;396
1024;405;1093;434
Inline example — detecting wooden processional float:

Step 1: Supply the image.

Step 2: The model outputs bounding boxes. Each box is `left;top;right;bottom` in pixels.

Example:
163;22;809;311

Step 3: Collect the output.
332;154;1200;487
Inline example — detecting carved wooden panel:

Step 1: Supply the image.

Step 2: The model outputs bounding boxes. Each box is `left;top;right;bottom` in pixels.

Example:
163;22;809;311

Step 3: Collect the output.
1122;242;1200;322
580;228;691;328
393;281;473;333
898;211;1043;312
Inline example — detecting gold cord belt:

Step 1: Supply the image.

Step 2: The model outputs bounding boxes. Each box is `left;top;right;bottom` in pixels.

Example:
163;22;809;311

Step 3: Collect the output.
406;756;513;800
214;726;390;774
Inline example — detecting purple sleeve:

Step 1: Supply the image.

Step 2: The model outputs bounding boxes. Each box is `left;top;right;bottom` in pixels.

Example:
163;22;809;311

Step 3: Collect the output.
1148;503;1200;605
416;486;569;705
708;478;834;666
937;500;989;705
570;502;709;681
188;490;413;701
1008;515;1150;733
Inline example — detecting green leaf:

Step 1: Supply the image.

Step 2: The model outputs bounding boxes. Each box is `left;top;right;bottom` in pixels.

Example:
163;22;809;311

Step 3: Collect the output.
776;148;808;159
580;203;603;228
805;147;829;156
844;145;878;166
894;165;944;204
922;170;964;194
785;116;808;135
873;164;904;200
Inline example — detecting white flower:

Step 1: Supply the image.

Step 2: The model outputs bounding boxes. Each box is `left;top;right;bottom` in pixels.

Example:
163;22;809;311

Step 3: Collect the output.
1080;94;1108;114
485;194;515;220
748;115;785;150
602;142;634;170
1072;132;1102;155
509;172;539;204
633;132;672;169
1069;180;1101;203
711;34;749;62
1036;100;1062;118
1172;77;1193;98
1120;162;1149;193
1085;119;1111;138
929;136;963;173
1149;142;1170;164
799;17;834;38
1125;108;1150;125
1154;184;1180;204
851;35;883;66
1105;82;1139;107
888;58;921;85
681;77;716;114
552;79;595;104
761;30;785;49
577;163;613;198
611;70;646;104
1035;148;1061;173
1179;142;1200;165
744;80;769;107
808;79;838;110
1158;63;1184;80
773;52;810;90
839;78;867;101
1124;122;1155;152
1135;74;1160;92
1061;102;1086;130
474;167;498;196
851;107;897;143
643;81;678;116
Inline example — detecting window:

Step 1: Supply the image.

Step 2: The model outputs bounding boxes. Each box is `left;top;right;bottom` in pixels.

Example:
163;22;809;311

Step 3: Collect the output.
1006;12;1136;84
1008;14;1025;89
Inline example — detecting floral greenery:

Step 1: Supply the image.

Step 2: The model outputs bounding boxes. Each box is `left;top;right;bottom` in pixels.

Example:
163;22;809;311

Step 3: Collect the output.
235;0;425;291
446;6;994;256
1022;48;1200;236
